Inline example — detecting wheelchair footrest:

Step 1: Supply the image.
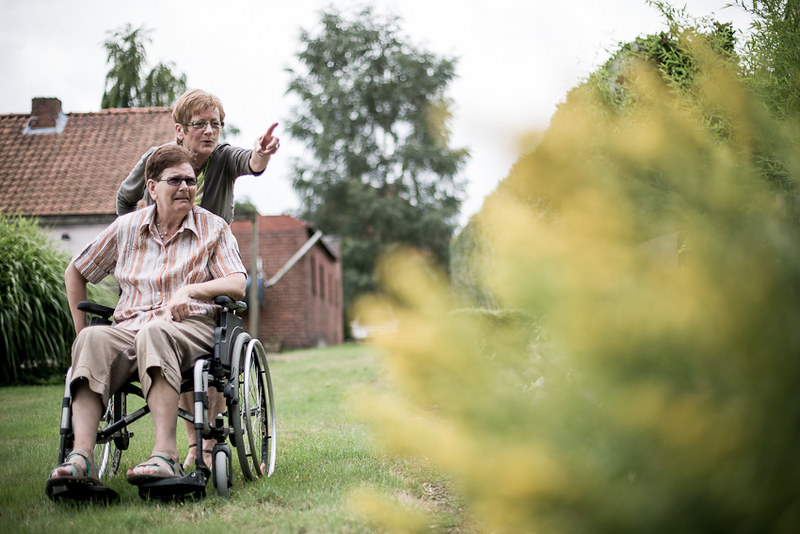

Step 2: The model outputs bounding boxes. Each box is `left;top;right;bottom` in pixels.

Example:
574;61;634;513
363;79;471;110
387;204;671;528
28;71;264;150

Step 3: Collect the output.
46;479;120;503
137;471;207;502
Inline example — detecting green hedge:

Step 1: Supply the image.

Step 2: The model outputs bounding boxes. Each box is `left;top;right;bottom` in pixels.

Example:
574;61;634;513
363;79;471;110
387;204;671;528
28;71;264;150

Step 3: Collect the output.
0;214;74;384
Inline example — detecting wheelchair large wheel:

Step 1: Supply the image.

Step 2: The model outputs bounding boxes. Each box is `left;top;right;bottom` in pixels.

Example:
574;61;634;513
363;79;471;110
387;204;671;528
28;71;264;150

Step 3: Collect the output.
230;333;276;481
94;395;122;479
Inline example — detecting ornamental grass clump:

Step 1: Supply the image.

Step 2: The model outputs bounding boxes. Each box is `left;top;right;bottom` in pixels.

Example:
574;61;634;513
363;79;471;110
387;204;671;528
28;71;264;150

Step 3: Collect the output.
352;41;800;533
0;214;74;384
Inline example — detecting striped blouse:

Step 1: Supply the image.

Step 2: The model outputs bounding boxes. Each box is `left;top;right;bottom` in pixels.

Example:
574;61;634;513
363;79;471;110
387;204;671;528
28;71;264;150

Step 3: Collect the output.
72;205;246;330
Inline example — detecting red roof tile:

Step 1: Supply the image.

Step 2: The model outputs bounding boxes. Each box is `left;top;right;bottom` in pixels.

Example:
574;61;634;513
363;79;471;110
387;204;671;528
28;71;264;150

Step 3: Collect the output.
258;214;308;231
0;103;174;217
232;215;309;233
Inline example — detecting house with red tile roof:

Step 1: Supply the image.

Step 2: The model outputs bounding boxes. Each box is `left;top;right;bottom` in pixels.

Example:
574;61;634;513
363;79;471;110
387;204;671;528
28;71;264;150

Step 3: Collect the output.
0;97;343;349
0;97;175;254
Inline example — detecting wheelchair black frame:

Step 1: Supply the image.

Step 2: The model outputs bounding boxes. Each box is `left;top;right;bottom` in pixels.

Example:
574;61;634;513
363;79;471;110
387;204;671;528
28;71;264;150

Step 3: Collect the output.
56;296;275;499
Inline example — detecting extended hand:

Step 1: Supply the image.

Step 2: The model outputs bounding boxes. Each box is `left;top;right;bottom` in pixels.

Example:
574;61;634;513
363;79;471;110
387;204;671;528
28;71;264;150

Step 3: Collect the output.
256;122;280;157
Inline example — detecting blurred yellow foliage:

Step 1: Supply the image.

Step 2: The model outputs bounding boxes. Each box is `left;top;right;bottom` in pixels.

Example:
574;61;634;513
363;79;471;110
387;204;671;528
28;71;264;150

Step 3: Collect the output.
351;39;800;534
348;484;431;533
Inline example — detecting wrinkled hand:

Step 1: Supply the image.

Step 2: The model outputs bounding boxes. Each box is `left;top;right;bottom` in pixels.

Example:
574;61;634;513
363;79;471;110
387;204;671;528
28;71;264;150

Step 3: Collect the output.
166;286;193;322
255;122;280;157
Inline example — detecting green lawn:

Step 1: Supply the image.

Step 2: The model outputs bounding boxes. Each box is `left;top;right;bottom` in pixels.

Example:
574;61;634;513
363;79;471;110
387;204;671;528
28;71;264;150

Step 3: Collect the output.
0;344;464;533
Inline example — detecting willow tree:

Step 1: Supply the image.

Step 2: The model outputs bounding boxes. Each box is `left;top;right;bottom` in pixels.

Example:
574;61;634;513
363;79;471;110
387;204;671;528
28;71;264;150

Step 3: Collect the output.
286;7;468;323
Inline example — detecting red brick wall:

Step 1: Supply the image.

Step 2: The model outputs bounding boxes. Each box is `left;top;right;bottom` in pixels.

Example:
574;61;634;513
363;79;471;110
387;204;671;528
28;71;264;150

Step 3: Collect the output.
308;245;343;348
231;215;343;350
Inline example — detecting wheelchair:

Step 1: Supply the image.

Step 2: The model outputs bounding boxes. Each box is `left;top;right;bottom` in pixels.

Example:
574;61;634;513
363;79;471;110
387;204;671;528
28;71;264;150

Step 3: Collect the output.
48;296;276;502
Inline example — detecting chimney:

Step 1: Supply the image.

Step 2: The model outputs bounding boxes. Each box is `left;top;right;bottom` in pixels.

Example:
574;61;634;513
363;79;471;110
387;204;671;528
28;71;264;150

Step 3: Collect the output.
29;97;62;129
24;97;68;135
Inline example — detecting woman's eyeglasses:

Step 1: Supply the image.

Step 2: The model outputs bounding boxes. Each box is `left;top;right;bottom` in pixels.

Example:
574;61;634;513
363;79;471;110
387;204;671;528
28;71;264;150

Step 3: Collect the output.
184;120;224;131
157;176;198;187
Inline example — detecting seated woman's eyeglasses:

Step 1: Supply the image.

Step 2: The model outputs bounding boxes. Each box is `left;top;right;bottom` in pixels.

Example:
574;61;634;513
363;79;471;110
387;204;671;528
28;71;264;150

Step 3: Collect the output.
158;176;198;187
184;120;224;131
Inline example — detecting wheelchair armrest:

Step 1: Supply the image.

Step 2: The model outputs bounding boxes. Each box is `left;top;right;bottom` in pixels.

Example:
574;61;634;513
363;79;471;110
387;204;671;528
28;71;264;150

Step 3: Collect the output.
214;295;248;313
77;301;116;319
77;301;115;326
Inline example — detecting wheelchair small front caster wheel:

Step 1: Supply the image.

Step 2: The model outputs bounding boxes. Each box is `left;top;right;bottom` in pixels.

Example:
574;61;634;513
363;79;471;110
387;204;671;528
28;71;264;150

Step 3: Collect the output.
212;445;232;497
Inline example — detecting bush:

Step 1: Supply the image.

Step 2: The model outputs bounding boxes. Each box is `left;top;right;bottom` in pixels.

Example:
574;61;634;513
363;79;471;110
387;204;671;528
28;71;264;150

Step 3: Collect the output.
354;37;800;534
0;214;74;384
736;0;800;120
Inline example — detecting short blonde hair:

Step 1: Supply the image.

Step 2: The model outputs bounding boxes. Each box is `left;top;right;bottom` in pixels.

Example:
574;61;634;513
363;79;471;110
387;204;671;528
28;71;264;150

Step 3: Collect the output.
172;89;226;125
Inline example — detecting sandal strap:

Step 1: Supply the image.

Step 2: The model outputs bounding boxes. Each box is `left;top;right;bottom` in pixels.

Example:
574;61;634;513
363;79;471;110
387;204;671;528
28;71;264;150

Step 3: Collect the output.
182;446;214;471
130;460;177;476
145;451;183;476
52;449;93;478
151;455;177;474
187;443;214;454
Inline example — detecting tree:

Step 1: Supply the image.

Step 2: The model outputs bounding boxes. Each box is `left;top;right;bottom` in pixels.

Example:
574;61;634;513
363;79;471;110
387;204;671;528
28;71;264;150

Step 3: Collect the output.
101;24;187;109
587;1;798;198
451;6;743;307
735;0;800;119
286;7;468;323
590;2;737;124
233;198;260;221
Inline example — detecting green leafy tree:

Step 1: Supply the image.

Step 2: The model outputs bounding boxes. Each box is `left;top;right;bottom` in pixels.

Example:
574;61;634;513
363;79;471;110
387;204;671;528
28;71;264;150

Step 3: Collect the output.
286;7;468;323
233;198;260;221
452;5;741;306
735;0;800;119
101;24;187;109
587;1;798;198
590;2;737;124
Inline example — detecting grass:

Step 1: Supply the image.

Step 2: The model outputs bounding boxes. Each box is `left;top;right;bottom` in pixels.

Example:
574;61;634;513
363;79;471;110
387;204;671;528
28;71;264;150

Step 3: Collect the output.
0;344;465;533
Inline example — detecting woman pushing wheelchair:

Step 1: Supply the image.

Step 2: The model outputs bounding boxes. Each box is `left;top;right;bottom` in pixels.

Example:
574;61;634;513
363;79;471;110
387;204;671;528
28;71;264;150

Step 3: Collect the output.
46;145;247;500
117;88;280;471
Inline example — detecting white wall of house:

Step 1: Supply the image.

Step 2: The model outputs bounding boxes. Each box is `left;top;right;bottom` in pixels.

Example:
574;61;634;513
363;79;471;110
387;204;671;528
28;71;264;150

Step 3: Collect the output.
43;224;107;257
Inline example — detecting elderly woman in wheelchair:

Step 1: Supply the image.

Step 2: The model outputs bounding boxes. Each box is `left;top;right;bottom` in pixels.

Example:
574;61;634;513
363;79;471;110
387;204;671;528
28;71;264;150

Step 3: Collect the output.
46;145;274;502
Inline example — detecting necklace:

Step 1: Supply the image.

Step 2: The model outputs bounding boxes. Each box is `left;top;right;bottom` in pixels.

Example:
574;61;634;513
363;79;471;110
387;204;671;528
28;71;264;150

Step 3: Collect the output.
156;221;169;240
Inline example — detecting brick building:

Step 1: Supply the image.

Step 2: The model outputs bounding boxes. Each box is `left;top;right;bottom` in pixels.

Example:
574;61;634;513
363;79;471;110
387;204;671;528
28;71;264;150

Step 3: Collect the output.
232;215;343;350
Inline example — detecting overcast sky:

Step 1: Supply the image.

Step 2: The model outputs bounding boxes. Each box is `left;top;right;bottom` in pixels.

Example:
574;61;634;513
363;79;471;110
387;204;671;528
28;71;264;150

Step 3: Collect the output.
0;0;754;226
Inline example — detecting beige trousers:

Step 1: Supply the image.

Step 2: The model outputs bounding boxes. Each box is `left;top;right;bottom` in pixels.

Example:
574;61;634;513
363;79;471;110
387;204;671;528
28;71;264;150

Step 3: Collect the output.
69;316;216;404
